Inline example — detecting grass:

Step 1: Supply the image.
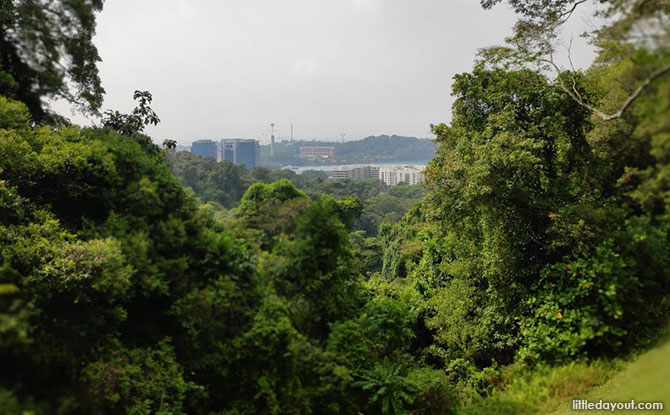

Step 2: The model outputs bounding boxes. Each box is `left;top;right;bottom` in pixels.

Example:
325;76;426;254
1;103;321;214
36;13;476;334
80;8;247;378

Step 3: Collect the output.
549;340;670;415
457;339;670;415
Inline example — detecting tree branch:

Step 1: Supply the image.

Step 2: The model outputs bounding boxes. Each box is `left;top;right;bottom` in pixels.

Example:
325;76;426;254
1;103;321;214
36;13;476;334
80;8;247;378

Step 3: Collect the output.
603;63;670;120
541;46;670;121
555;0;588;27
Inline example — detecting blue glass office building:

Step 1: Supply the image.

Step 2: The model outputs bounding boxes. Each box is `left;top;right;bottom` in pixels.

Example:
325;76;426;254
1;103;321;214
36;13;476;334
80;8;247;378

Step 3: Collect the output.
191;139;218;159
221;139;260;170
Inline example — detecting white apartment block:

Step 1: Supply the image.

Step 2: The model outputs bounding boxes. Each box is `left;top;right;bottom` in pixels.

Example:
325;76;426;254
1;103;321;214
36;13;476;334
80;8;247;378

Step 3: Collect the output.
378;165;425;186
326;165;380;180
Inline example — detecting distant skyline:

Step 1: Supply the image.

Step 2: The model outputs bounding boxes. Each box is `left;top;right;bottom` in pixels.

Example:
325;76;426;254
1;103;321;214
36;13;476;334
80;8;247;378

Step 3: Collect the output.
49;0;597;145
179;134;434;147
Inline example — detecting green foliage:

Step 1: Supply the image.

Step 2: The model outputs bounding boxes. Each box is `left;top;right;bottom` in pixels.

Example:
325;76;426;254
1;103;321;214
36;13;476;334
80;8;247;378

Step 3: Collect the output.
225;296;315;414
0;0;105;120
354;363;456;415
173;153;423;237
0;94;258;413
0;95;443;413
0;95;31;130
102;90;161;136
373;7;670;404
230;179;310;248
355;360;421;414
2;0;670;412
427;63;665;362
83;339;192;415
173;150;253;208
334;195;364;230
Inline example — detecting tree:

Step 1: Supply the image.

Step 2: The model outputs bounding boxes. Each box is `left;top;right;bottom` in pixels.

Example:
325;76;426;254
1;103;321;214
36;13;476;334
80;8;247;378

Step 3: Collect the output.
480;0;670;120
0;0;105;121
162;139;176;150
102;90;160;135
379;57;670;369
0;94;260;413
355;362;420;415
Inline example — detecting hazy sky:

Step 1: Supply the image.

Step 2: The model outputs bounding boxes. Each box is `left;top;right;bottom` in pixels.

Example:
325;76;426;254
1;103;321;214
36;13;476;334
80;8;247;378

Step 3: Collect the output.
51;0;596;145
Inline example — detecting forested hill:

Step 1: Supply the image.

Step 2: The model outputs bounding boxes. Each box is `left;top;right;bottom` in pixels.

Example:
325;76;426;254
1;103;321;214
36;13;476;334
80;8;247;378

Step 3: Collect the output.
1;0;669;414
170;150;423;236
260;135;437;166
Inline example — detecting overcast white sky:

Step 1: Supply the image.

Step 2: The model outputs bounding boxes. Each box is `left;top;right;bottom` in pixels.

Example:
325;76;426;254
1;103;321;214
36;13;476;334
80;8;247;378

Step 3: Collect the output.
50;0;597;145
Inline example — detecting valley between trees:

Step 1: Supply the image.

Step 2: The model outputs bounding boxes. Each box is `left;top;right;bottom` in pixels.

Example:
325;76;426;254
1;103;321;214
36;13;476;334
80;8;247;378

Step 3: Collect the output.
1;0;669;414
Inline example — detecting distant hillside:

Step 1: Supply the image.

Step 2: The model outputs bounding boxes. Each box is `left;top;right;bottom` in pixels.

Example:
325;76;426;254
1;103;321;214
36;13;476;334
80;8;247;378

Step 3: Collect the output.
260;135;437;166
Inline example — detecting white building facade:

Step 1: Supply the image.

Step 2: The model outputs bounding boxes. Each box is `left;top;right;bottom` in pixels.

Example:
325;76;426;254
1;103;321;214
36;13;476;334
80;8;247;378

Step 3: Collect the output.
378;165;425;186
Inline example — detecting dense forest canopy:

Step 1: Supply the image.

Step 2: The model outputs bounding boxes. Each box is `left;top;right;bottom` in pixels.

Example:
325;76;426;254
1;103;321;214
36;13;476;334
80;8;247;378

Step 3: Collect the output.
0;0;669;414
170;150;423;236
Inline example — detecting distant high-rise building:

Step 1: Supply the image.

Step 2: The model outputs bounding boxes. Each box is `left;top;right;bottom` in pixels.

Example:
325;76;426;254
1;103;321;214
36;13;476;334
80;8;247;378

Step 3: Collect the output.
221;139;260;170
191;139;218;159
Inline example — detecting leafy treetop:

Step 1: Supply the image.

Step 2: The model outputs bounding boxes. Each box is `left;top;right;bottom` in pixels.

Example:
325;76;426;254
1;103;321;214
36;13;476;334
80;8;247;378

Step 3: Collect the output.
0;0;105;121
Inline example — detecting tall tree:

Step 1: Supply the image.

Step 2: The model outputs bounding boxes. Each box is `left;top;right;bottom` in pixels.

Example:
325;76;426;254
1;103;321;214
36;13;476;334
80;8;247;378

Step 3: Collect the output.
0;0;105;121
